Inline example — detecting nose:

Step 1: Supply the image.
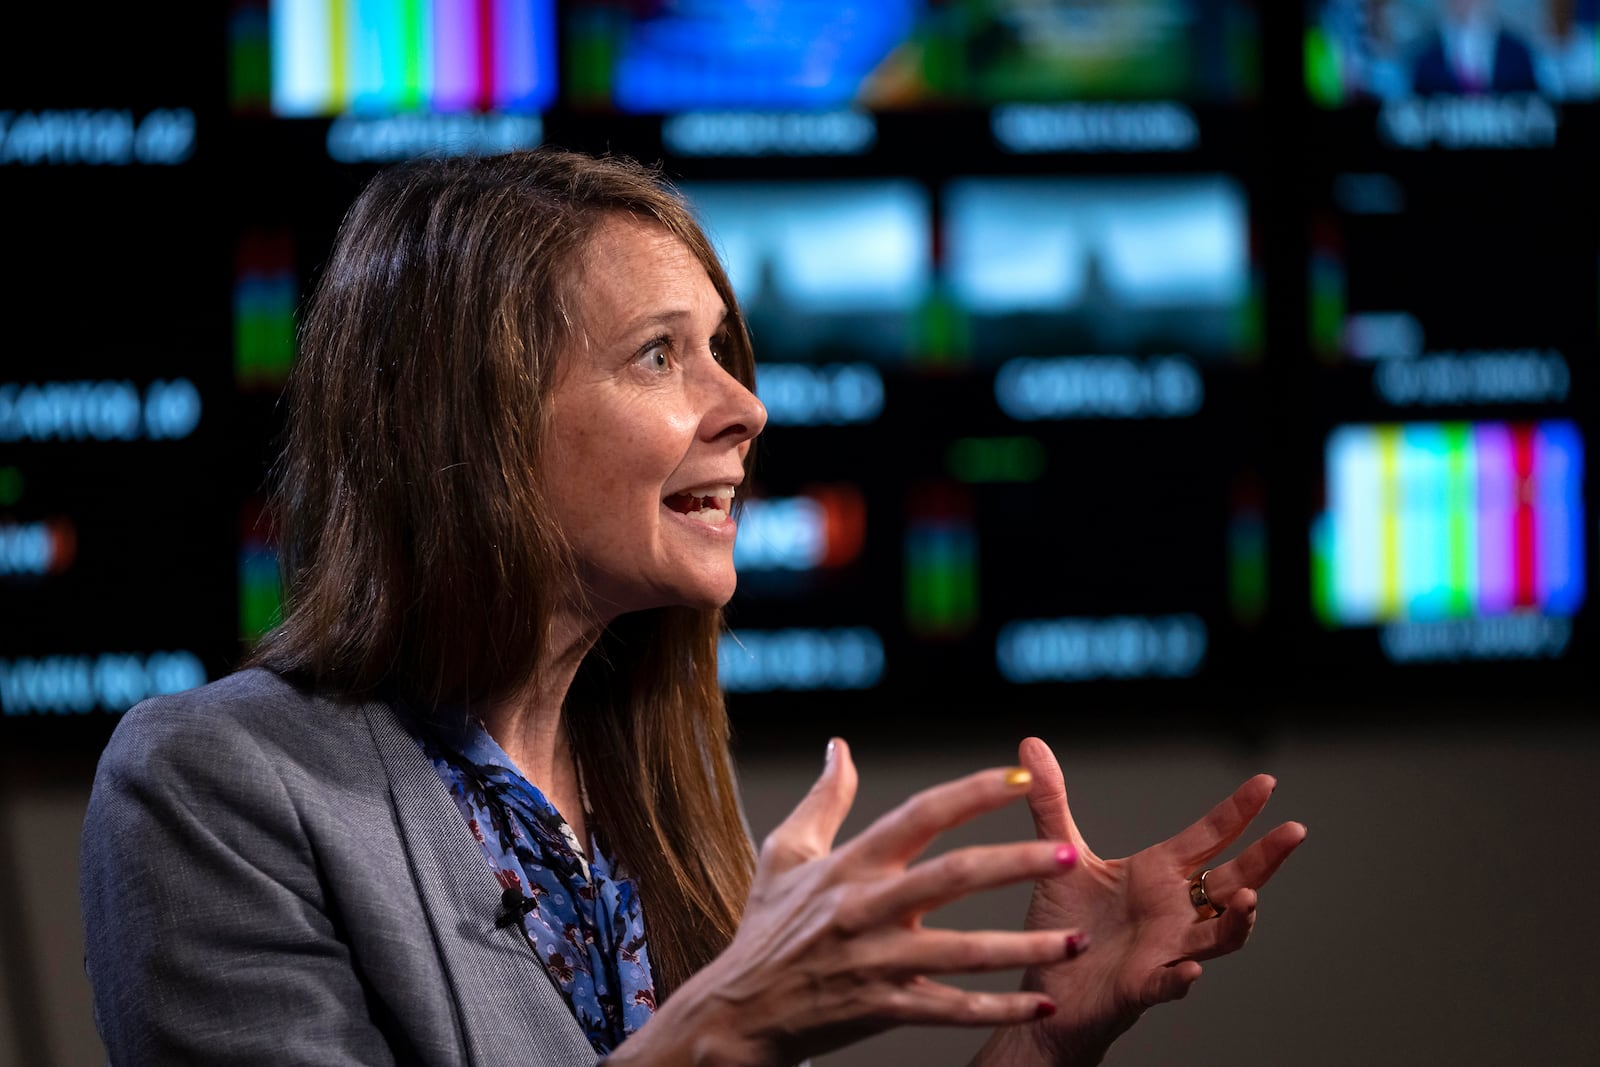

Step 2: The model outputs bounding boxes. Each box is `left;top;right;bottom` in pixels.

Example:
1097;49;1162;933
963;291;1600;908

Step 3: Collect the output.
702;359;767;447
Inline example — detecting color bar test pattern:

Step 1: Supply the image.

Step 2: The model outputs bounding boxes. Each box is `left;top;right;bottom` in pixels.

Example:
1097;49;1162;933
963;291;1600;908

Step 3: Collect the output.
1313;421;1585;625
271;0;556;116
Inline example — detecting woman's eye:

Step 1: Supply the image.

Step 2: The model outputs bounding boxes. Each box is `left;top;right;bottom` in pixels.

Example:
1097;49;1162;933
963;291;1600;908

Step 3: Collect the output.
710;336;730;366
637;340;672;371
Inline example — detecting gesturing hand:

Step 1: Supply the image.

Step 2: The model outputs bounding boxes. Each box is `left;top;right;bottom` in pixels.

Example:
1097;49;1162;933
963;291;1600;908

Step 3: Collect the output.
975;737;1308;1067
622;739;1091;1067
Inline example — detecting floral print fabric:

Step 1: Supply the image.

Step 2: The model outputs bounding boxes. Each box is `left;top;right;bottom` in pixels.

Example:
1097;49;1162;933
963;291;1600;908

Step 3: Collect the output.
421;720;656;1054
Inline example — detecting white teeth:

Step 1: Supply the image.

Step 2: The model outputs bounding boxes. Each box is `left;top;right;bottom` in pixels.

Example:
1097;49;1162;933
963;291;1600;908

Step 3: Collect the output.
666;484;736;523
680;485;735;501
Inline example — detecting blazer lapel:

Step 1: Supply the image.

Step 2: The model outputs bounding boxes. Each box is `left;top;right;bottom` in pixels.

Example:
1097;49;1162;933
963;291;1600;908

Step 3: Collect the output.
364;699;598;1066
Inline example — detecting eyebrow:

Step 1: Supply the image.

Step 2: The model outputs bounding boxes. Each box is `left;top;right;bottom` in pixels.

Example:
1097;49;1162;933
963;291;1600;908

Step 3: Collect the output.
613;305;731;341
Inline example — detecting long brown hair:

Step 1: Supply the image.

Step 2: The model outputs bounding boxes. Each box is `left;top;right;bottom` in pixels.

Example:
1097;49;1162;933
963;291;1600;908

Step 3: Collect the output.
247;147;757;994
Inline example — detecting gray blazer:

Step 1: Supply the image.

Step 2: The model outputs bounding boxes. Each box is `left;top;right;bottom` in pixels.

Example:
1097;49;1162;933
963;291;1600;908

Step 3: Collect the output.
80;668;603;1066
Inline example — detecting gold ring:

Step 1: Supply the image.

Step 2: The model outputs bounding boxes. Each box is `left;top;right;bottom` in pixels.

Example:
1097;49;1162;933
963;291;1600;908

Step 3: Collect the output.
1187;869;1225;919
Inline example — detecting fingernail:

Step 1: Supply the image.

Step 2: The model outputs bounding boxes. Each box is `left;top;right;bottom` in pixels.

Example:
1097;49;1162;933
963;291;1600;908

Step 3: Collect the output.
1004;767;1032;788
1034;1000;1057;1019
825;739;837;766
1065;933;1089;958
1055;844;1077;868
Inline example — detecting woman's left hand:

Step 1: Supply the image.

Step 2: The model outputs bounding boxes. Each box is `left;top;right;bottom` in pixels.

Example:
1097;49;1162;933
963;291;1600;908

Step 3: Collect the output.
973;737;1308;1067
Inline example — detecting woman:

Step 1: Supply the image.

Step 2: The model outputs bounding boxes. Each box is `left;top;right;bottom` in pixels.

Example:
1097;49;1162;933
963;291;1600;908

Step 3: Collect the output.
79;147;1305;1065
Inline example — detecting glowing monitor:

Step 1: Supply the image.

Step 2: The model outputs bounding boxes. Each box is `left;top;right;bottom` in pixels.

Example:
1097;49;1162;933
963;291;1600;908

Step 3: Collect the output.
684;181;929;312
1313;421;1585;626
733;488;866;574
1306;0;1600;104
680;180;931;362
270;0;557;116
944;176;1254;361
235;232;297;391
566;0;918;111
566;0;1257;111
926;0;1258;103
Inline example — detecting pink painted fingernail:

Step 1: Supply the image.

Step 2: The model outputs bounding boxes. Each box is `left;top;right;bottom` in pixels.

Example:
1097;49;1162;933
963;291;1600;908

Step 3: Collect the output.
1034;1001;1057;1019
1055;844;1077;867
1065;933;1089;958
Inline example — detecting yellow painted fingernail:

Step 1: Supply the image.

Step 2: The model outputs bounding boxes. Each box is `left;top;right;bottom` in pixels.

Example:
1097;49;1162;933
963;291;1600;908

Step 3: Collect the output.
1004;767;1032;787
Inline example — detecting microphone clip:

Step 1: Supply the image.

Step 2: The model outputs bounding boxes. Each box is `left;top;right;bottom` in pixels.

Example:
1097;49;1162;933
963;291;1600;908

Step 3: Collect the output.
496;886;539;929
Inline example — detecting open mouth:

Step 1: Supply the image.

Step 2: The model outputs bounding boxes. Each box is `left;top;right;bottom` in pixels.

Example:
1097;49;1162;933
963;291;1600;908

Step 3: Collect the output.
664;486;735;524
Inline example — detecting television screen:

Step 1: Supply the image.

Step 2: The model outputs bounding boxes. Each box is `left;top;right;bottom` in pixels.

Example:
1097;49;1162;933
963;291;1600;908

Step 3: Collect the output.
681;180;933;364
1305;0;1600;104
944;175;1257;365
1309;419;1586;668
266;0;558;115
1314;420;1585;624
1309;169;1586;377
566;0;1260;113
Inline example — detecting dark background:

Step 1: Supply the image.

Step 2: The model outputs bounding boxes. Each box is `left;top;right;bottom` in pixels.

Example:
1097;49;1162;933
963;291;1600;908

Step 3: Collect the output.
1;1;1595;754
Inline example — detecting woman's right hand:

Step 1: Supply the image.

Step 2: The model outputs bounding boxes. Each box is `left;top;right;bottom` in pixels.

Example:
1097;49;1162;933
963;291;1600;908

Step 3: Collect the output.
609;738;1088;1067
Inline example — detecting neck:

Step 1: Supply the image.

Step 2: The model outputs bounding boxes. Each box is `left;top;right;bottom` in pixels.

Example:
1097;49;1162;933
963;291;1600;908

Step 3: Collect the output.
479;603;608;845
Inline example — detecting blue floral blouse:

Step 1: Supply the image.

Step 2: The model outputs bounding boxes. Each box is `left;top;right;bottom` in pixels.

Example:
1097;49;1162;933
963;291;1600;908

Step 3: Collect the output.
420;719;656;1054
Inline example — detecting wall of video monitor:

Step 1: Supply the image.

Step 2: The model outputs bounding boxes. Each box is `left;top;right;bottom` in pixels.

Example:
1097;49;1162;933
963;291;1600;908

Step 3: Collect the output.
1;0;1595;745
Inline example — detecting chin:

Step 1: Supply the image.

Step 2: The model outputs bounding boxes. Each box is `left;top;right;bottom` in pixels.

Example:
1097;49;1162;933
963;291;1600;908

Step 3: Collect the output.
602;578;736;618
675;565;740;611
672;578;738;612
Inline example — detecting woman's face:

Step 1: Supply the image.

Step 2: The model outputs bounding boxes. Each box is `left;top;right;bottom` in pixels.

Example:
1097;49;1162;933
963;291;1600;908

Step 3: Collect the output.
543;214;766;620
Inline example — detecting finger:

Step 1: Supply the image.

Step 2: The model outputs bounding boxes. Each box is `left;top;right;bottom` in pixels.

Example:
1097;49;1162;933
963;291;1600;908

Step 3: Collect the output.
1202;821;1308;903
1018;737;1086;850
840;764;1036;867
880;976;1057;1028
863;927;1088;978
1140;960;1203;1007
1165;773;1277;870
758;738;859;874
858;840;1078;925
1178;888;1258;962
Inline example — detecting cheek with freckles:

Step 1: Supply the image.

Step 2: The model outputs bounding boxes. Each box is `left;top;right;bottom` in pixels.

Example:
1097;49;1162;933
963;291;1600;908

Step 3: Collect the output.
544;391;709;600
